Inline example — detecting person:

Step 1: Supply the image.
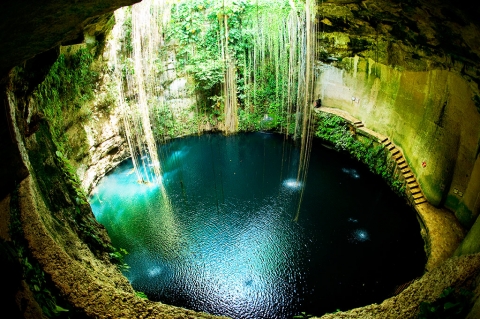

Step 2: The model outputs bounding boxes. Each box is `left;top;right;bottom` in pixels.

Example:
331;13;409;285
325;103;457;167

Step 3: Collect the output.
314;99;322;108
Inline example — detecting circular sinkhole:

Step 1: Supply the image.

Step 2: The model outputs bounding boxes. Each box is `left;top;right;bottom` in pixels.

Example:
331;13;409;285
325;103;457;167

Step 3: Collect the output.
90;132;425;318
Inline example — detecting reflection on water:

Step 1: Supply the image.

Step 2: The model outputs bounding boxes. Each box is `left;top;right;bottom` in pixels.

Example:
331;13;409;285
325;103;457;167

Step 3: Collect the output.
282;178;303;190
349;229;370;243
341;167;360;179
90;133;425;318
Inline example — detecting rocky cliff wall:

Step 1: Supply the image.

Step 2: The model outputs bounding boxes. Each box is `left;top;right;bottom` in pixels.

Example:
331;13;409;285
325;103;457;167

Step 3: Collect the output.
75;36;198;193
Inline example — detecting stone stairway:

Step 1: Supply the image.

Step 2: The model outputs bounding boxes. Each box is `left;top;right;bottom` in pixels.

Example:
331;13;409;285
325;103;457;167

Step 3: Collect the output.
381;137;427;205
353;120;364;128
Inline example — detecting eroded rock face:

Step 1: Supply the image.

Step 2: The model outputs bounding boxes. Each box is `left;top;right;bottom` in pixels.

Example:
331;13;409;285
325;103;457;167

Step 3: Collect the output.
317;0;480;76
74;41;198;193
79;104;128;194
0;0;141;77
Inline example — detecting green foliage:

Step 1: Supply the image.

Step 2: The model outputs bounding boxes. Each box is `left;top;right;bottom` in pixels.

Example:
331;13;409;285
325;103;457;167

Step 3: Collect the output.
238;108;261;131
417;287;473;319
167;0;251;114
55;150;87;204
23;257;70;317
109;247;131;272
123;8;134;54
34;47;98;156
166;0;295;132
135;291;149;299
315;113;406;196
152;103;199;139
111;0;310;137
186;55;225;91
293;312;313;319
247;61;289;129
27;46;110;258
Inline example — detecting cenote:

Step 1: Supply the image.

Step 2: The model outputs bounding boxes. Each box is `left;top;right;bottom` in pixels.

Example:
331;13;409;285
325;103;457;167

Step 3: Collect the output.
90;133;425;318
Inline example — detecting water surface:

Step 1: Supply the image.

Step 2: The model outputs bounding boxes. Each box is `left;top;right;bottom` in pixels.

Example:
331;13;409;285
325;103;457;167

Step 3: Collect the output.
90;133;425;318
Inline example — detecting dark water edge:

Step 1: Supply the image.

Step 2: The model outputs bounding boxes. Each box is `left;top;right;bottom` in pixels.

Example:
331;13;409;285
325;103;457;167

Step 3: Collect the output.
90;132;425;319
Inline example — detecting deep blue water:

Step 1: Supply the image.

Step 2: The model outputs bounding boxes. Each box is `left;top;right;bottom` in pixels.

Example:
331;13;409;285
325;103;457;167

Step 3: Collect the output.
90;133;425;319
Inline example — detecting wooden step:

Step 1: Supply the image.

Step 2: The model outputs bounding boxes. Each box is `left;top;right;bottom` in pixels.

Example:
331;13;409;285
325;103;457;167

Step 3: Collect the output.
391;149;400;156
401;168;411;174
408;182;419;189
356;123;364;128
413;193;424;199
406;177;416;184
387;144;396;151
353;120;362;124
403;172;413;179
392;153;403;160
398;162;408;169
410;188;421;195
414;198;427;205
408;184;422;194
396;158;405;165
381;137;389;143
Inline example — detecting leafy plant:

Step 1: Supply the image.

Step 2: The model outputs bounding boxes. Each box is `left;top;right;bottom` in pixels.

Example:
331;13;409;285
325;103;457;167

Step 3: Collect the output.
135;291;149;299
417;287;473;319
34;47;98;157
110;247;131;272
164;0;302;133
293;311;313;319
315;113;406;197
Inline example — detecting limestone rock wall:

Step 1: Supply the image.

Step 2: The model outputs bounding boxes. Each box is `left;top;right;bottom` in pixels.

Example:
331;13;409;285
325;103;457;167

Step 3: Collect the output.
74;40;198;193
78;101;128;195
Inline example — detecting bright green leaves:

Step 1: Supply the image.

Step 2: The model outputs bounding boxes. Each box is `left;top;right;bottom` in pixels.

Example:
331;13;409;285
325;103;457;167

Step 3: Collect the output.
315;113;406;196
34;48;97;155
109;247;131;272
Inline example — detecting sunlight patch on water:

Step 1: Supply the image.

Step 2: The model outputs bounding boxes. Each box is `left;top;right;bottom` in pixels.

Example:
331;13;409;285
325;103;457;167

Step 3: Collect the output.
165;147;189;167
147;266;164;277
341;168;360;179
349;229;370;243
282;178;303;190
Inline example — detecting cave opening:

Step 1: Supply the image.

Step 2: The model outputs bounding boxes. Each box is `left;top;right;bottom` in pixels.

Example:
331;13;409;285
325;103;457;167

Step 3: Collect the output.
4;0;480;318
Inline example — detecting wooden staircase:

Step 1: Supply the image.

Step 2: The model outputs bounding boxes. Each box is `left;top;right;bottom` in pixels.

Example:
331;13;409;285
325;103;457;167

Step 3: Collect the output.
353;120;364;128
381;138;426;205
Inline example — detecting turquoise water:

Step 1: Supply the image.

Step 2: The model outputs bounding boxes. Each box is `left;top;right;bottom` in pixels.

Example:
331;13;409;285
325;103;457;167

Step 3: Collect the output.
90;133;425;318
